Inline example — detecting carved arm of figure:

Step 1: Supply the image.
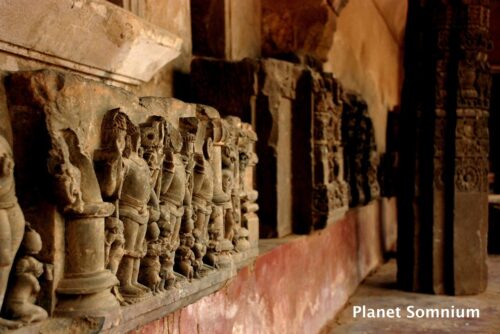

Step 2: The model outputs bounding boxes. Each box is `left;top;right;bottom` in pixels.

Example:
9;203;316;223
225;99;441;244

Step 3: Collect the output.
0;153;14;197
94;148;126;200
15;258;43;292
148;189;161;223
160;149;175;195
192;153;206;194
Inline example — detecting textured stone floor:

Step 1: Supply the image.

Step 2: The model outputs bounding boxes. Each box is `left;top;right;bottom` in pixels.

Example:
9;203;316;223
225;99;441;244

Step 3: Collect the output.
323;256;500;333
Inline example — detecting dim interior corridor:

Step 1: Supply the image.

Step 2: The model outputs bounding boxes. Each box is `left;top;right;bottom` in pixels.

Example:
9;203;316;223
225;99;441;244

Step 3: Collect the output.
322;256;500;333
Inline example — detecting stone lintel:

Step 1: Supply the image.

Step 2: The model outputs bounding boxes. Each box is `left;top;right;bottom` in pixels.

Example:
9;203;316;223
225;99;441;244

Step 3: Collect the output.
0;0;182;86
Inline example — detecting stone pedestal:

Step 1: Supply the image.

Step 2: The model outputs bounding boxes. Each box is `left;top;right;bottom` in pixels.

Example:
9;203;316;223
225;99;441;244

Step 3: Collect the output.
55;204;120;317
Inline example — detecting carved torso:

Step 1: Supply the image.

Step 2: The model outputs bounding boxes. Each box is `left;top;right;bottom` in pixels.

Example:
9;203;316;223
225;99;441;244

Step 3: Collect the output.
161;155;186;207
194;161;214;204
120;154;152;223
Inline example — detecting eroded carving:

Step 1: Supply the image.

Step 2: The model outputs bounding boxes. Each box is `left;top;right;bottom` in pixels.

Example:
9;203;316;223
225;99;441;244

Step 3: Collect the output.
4;70;261;327
4;224;51;325
0;136;27;328
342;93;380;207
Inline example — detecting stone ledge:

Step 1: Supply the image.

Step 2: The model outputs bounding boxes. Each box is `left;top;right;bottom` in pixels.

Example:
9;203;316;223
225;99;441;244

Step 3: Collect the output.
0;0;182;86
9;248;258;334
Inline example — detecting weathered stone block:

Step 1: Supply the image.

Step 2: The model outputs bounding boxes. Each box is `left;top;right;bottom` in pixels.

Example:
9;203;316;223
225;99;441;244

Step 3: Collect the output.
0;0;182;85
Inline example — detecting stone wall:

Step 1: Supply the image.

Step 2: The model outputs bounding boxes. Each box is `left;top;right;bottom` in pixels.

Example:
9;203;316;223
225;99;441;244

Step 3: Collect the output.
0;0;404;332
130;198;396;334
325;0;407;151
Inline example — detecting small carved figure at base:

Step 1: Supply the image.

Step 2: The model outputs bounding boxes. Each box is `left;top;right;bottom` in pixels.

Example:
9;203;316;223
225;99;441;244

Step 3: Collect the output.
139;223;162;294
192;228;207;278
158;211;176;291
104;216;126;304
234;227;250;252
3;224;51;325
205;215;233;269
175;234;195;280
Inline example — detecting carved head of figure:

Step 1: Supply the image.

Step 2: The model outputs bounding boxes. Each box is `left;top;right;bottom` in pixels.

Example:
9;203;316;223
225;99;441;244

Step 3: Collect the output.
164;122;183;155
222;169;233;195
141;117;165;166
238;124;258;172
124;120;142;158
101;108;128;155
181;133;196;168
185;234;195;248
22;223;43;256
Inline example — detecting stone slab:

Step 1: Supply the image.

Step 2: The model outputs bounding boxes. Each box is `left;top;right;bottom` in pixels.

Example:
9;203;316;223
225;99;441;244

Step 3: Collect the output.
130;200;393;334
0;0;182;85
9;247;259;334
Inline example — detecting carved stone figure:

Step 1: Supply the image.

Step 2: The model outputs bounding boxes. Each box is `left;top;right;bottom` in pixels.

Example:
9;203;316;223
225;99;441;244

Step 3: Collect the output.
139;222;162;294
236;122;258;251
191;128;214;277
3;224;51;324
222;117;243;249
95;109;159;303
118;117;159;301
204;118;233;268
104;217;125;279
0;135;26;328
175;234;196;280
342;93;379;207
4;69;261;326
94;110;128;301
158;123;186;288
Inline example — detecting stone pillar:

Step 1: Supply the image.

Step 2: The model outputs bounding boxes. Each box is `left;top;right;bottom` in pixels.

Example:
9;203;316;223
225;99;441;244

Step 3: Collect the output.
397;0;491;295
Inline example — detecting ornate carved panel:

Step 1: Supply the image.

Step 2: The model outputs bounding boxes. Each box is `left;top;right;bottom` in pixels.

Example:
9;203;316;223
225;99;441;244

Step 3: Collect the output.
1;70;259;330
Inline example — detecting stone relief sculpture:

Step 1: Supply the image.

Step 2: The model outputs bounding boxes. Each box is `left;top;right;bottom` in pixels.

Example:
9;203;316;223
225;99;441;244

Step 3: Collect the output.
191;121;215;277
139;222;162;293
95;109;160;303
0;135;27;328
3;70;260;327
175;122;197;279
204;118;234;268
237;123;258;251
310;72;349;227
3;224;51;325
158;122;186;288
342;93;380;207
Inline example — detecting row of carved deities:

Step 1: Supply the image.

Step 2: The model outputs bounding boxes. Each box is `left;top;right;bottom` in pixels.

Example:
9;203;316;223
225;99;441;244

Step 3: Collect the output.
0;109;259;327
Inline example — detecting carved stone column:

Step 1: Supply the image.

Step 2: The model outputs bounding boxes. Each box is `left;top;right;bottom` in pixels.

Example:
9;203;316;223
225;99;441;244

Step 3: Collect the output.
398;0;491;295
47;131;120;316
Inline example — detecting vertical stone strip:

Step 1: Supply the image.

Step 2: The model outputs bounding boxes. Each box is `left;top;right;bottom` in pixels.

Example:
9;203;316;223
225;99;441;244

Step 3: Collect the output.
398;0;491;295
452;0;490;295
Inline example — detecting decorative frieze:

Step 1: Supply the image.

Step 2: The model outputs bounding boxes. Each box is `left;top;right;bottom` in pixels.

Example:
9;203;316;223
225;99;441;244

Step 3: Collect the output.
0;70;259;329
191;57;376;234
